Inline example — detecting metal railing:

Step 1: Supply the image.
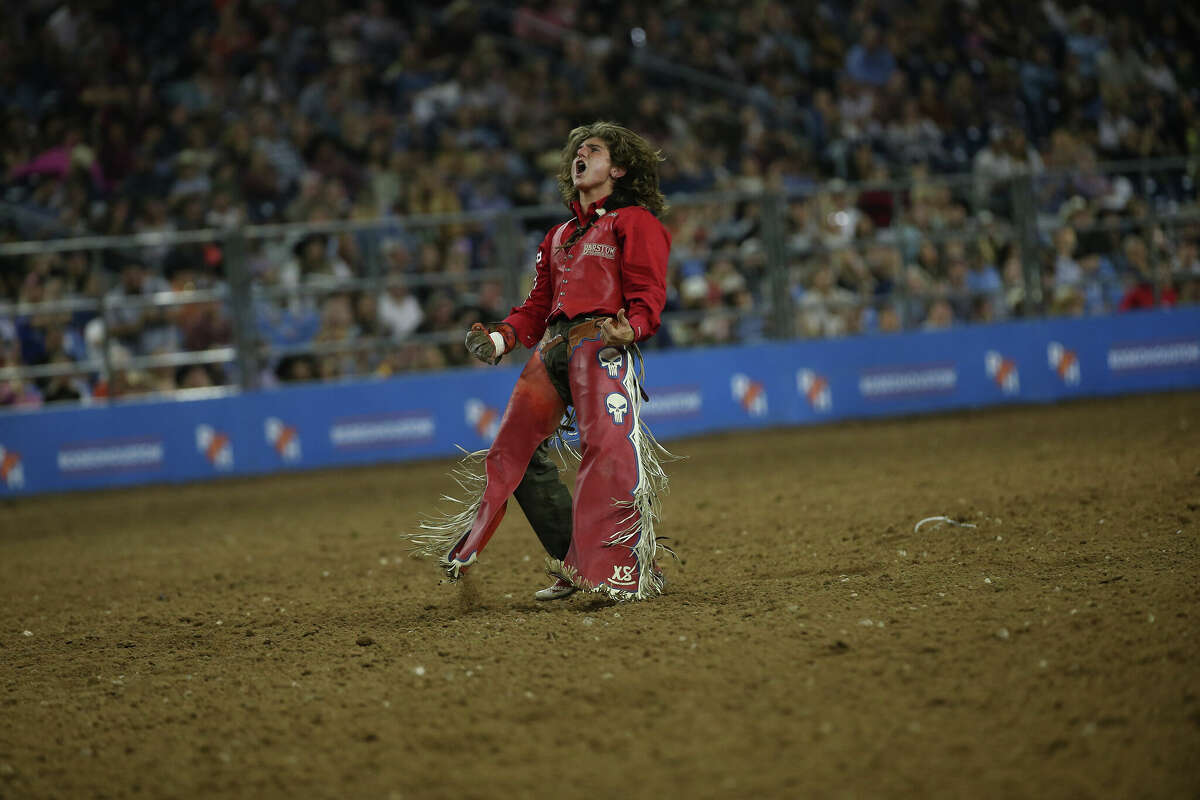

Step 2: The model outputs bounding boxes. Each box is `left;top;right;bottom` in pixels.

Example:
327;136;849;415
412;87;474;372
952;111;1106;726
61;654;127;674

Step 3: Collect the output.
1;158;1196;408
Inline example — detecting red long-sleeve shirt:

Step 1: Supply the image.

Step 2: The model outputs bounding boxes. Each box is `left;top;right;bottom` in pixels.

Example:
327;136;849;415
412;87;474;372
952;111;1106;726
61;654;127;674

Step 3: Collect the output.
504;198;670;348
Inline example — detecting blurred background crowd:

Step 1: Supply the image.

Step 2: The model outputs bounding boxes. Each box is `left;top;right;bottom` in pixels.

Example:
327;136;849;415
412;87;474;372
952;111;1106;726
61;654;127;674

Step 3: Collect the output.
1;0;1198;405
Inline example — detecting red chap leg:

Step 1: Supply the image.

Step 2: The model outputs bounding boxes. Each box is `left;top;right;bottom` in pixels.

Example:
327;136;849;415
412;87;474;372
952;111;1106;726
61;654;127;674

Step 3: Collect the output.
564;337;648;594
446;353;565;571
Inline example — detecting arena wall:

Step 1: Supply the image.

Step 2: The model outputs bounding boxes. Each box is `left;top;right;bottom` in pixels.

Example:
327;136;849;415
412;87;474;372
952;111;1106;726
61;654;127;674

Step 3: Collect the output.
1;308;1197;497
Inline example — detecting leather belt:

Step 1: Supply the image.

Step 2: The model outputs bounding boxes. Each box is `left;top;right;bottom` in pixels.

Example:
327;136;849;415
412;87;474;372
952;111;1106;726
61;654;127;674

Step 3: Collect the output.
540;317;609;352
540;315;650;401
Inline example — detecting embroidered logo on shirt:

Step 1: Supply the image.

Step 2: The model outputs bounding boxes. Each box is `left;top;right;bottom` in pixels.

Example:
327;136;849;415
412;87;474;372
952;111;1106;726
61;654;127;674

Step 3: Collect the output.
580;242;616;259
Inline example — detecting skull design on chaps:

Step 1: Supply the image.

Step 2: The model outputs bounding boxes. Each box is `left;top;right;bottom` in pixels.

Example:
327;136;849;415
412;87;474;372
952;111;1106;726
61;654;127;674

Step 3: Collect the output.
565;337;647;593
597;347;623;379
606;392;628;424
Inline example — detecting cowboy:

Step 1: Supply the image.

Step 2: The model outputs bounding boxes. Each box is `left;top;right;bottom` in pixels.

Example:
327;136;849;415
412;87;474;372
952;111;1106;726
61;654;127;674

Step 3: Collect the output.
413;121;672;601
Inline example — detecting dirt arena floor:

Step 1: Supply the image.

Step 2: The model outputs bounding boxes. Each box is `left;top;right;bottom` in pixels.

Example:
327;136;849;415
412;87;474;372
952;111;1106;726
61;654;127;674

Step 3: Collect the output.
1;391;1198;799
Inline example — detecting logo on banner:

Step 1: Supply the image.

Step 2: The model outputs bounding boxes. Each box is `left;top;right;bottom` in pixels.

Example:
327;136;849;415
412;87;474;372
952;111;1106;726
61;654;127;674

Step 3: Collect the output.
57;437;164;475
796;369;832;412
1107;340;1200;372
0;445;24;489
985;351;1020;394
639;386;703;420
330;412;435;449
465;399;500;441
264;417;301;462
858;364;957;399
196;425;234;470
1047;342;1080;385
731;373;768;417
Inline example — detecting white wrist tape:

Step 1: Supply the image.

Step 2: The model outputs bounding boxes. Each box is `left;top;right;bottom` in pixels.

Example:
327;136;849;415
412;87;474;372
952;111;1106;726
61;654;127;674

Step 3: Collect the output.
489;331;505;354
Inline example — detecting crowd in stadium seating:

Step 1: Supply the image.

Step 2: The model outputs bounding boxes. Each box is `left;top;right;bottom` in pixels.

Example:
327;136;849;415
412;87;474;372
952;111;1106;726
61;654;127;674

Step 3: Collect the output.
2;0;1198;404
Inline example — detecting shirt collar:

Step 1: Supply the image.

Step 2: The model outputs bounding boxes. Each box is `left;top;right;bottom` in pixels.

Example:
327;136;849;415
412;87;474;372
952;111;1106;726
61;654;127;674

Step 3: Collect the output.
570;195;610;225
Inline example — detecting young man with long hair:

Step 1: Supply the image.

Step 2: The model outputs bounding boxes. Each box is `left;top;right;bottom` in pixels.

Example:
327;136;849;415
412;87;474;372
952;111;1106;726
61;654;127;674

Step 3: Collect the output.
412;122;673;601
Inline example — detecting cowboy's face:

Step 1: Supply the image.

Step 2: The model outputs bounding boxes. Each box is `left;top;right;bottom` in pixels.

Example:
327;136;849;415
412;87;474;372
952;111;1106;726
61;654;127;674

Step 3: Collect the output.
571;136;626;194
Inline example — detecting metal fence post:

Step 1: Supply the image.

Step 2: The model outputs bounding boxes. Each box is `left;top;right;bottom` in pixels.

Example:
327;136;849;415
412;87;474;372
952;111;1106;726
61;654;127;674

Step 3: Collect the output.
760;191;791;339
890;183;911;330
1010;174;1043;317
364;221;388;370
224;230;258;391
1141;162;1163;305
98;291;114;392
495;209;522;312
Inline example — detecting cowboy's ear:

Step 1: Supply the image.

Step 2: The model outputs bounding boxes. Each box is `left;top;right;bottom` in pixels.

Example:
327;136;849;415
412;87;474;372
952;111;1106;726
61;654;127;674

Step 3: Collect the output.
610;165;627;179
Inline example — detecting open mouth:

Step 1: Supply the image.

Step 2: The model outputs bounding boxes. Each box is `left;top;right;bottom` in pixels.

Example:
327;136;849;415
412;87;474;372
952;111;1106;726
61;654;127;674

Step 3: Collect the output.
575;158;586;176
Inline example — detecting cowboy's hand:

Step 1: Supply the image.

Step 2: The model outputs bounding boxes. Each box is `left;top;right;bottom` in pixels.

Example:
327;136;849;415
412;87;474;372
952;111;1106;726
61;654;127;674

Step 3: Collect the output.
465;322;501;365
600;309;635;346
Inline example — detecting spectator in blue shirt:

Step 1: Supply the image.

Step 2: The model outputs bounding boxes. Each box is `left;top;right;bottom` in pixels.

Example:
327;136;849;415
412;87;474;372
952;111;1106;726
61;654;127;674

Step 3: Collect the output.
845;25;896;88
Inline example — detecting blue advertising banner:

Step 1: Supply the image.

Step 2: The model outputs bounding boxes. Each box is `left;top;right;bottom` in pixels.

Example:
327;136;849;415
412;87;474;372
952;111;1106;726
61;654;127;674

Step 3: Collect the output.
1;308;1197;496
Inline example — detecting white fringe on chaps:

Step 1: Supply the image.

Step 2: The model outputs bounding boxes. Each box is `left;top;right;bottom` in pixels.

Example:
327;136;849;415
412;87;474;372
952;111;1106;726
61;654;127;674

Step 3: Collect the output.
406;343;674;600
406;447;487;579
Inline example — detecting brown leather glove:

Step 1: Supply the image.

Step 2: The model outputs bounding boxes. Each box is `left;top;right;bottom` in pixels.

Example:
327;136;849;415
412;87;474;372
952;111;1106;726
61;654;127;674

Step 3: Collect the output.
465;322;515;365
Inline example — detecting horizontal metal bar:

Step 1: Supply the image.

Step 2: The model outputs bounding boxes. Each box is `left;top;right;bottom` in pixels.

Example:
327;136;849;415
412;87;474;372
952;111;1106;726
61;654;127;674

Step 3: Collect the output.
95;384;242;405
1035;207;1200;234
122;348;238;370
0;360;104;380
1;157;1192;257
249;268;511;302
0;382;243;413
151;385;241;403
0;289;228;317
110;288;229;311
662;307;752;322
0;349;234;381
0;270;519;317
264;337;396;359
262;331;460;359
0;296;103;316
786;224;1019;260
0;226;226;257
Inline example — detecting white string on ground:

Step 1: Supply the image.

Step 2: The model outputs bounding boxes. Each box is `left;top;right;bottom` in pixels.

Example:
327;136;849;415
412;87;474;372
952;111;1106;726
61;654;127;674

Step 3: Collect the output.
913;515;978;534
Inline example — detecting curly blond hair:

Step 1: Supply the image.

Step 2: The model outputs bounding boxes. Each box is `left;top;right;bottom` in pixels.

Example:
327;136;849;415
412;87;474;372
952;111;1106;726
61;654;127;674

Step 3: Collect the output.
557;122;667;217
